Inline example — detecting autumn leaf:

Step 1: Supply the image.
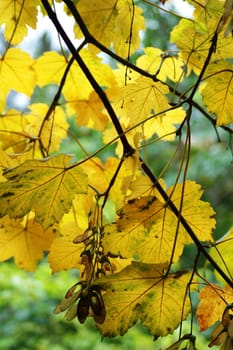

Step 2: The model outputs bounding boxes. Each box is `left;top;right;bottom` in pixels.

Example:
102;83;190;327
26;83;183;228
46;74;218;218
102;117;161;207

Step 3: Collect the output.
209;226;233;283
94;262;192;337
48;193;94;272
35;49;114;103
123;76;170;124
102;181;215;264
25;103;69;154
196;283;233;331
0;48;35;99
201;62;233;125
0;103;68;154
0;0;38;44
137;47;184;83
166;181;216;244
142;107;186;141
0;215;57;271
67;91;109;131
75;0;145;56
170;15;233;75
48;231;84;273
0;155;88;229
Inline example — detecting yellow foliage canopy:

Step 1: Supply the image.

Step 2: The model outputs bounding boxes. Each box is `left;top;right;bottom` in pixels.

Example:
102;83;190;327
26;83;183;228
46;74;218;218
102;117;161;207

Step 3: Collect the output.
0;0;232;344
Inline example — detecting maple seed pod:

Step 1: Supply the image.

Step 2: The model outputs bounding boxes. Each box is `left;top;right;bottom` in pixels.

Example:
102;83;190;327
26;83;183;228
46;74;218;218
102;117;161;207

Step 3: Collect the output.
65;282;82;299
89;290;106;324
65;303;78;321
80;250;92;265
77;296;90;324
102;260;113;273
73;229;93;244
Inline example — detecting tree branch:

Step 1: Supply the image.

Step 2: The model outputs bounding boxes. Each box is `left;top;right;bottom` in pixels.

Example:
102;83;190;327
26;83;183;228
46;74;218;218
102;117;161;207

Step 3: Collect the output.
41;0;134;157
41;0;233;288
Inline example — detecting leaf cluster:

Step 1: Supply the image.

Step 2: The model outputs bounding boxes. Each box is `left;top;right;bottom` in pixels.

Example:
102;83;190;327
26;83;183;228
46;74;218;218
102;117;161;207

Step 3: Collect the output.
0;0;233;348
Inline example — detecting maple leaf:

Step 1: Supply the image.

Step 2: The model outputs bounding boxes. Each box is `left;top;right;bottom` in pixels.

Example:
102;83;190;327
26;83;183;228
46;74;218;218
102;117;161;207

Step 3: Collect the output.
75;0;145;56
170;15;233;75
48;231;84;273
48;192;94;272
209;226;233;283
0;215;57;271
201;62;233;125
68;91;109;131
102;181;215;264
123;76;170;124
25;103;69;154
137;47;184;83
0;155;88;229
0;109;29;152
142;107;186;141
197;283;233;331
0;48;35;99
35;49;114;104
94;262;192;337
166;181;216;244
0;0;38;44
0;103;68;154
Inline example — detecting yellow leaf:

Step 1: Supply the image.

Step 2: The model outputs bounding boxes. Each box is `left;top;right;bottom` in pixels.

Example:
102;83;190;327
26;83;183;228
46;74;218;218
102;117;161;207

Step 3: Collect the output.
123;76;170;124
103;181;215;264
137;47;184;83
0;48;35;98
0;0;38;44
0;215;57;271
166;181;216;244
201;62;233;125
79;158;107;194
170;15;233;75
0;103;68;154
48;230;84;273
35;49;114;103
0;149;32;182
75;0;145;56
142;107;186;141
25;103;69;154
103;197;174;263
68;91;109;131
170;19;211;75
95;262;192;337
34;51;68;87
0;155;88;229
0;90;7;113
197;284;233;331
209;226;233;283
0;108;29;152
48;191;95;272
128;175;166;201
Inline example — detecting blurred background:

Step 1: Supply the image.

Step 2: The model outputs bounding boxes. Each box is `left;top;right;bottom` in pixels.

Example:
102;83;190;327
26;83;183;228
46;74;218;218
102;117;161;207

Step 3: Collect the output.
0;0;232;349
